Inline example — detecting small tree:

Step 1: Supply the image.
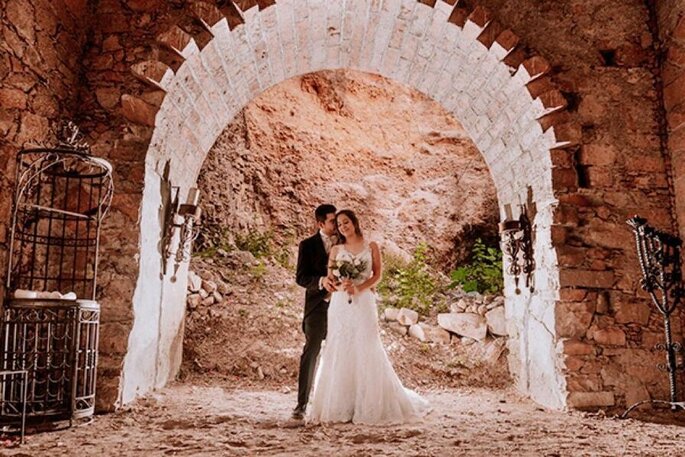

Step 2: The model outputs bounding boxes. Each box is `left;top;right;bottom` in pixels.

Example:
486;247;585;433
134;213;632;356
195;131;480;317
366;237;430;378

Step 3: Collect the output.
449;238;503;295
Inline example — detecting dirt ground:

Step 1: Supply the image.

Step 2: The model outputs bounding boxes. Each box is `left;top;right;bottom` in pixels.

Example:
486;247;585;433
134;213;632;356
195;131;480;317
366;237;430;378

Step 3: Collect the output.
3;384;685;456
4;252;683;455
181;253;510;394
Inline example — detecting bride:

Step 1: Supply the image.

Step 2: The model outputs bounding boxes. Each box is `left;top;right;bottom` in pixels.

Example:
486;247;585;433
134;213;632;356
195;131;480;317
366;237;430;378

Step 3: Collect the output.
306;209;431;424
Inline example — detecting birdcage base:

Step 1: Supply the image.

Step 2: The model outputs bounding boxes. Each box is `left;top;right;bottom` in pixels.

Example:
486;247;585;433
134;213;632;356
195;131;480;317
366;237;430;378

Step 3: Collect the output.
0;298;100;427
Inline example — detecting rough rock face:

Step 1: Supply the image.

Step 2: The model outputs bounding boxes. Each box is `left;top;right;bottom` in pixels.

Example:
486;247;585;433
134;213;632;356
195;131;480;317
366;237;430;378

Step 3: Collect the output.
198;70;499;267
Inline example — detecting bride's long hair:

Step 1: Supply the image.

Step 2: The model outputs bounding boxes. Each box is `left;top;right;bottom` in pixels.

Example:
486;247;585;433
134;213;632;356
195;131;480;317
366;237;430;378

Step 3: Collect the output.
336;209;363;243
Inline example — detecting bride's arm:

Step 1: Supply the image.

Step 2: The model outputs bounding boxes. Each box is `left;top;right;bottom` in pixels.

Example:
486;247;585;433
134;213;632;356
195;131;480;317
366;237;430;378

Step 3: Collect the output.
355;242;382;293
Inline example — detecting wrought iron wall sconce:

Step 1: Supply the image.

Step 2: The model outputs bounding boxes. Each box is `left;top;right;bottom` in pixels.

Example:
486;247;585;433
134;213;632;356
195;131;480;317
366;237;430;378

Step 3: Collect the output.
499;206;535;294
621;216;685;417
162;187;201;280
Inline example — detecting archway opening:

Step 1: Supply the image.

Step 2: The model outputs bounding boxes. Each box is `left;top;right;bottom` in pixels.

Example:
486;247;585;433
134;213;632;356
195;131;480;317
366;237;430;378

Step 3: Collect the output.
181;69;510;393
118;0;568;411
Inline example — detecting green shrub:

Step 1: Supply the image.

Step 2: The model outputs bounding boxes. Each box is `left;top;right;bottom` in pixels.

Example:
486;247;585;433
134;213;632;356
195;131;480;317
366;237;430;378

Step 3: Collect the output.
378;243;437;316
235;231;273;258
250;259;268;281
449;238;503;295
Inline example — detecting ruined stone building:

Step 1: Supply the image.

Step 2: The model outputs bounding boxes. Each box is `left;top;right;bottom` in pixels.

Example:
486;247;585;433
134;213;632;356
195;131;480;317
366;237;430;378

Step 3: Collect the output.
1;0;685;414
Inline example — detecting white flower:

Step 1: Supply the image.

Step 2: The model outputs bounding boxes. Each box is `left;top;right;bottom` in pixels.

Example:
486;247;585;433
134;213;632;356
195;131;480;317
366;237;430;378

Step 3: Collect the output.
333;269;341;278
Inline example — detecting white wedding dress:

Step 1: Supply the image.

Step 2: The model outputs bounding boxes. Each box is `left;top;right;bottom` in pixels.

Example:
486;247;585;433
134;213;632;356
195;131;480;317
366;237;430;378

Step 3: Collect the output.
306;242;431;425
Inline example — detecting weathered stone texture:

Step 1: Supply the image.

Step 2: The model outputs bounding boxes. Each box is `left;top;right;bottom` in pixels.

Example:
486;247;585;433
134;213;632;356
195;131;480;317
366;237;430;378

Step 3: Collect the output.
1;0;683;413
0;0;91;303
659;2;685;238
474;0;682;408
656;0;685;406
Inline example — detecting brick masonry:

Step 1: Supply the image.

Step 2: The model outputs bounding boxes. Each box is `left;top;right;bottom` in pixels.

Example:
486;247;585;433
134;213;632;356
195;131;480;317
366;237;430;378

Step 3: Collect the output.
1;0;683;412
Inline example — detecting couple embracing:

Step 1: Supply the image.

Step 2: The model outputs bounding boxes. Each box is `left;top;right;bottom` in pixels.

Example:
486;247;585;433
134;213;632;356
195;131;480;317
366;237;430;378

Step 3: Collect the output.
293;204;431;424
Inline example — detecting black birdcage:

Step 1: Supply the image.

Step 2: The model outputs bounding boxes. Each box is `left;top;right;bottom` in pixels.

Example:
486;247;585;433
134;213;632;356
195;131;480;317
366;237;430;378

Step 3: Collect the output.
0;123;113;428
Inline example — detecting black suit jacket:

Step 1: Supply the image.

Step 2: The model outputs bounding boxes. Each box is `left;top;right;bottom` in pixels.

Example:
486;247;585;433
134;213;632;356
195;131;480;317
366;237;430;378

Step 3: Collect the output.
296;233;330;319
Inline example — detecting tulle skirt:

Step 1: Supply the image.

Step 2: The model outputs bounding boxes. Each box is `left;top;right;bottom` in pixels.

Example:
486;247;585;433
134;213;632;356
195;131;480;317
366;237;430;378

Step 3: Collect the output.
306;289;431;425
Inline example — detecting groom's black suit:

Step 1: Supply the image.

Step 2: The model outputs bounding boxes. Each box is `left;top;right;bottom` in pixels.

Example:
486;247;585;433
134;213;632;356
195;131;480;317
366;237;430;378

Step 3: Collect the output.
295;232;332;410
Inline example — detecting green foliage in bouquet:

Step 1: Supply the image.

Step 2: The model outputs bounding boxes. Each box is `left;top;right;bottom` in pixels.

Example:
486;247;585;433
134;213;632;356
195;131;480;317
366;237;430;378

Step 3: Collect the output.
449;238;503;295
332;258;368;280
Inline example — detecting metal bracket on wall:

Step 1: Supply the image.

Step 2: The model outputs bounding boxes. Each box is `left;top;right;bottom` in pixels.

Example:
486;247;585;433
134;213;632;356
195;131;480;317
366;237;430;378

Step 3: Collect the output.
499;204;536;294
161;187;202;281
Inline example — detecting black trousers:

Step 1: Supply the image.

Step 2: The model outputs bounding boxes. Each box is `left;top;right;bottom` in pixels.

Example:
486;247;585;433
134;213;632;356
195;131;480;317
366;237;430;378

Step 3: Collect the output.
296;306;327;409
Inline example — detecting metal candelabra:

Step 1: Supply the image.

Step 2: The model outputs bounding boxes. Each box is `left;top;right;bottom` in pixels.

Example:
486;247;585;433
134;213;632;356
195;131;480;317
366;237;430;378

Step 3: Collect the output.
621;216;685;417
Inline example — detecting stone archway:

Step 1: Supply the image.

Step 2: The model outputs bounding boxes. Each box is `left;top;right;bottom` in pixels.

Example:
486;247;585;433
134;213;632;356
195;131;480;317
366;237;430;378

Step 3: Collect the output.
118;0;576;410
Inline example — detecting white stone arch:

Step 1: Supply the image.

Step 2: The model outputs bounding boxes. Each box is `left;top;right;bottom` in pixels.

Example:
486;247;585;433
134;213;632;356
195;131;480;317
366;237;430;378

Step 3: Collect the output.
123;0;575;409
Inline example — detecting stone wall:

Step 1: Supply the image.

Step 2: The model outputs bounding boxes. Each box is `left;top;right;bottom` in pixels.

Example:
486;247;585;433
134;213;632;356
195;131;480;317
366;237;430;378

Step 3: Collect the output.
476;0;682;408
126;0;574;409
0;0;92;299
657;0;685;407
658;2;685;242
76;0;185;411
1;0;683;412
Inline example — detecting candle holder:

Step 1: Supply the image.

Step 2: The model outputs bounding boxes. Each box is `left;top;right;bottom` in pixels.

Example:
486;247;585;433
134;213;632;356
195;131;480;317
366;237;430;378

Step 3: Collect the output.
161;186;201;281
621;216;685;418
499;205;535;294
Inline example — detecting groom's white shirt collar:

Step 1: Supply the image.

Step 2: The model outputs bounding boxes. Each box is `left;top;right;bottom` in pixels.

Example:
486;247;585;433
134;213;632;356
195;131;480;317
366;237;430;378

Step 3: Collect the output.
319;229;332;242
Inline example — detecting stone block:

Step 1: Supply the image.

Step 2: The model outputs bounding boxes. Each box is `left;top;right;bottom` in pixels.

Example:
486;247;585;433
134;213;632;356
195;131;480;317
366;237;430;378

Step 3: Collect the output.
591;327;626;346
408;324;427;342
567;392;615;409
625;384;650;406
397;308;419;326
555;301;594;338
188;271;203;292
383;307;400;321
0;88;27;109
95;377;122;413
100;322;132;355
559;288;589;301
201;279;218;293
565;356;585;371
187;294;202;309
387;321;408;336
561;339;595;356
566;374;602;392
121;94;158;126
558;269;615;289
579;144;617;166
485;306;507;336
423;325;451;344
613;300;650;325
438;312;488;341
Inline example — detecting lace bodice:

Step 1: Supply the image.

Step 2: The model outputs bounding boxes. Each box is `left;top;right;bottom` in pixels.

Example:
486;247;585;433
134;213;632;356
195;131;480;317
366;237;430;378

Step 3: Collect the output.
333;243;373;284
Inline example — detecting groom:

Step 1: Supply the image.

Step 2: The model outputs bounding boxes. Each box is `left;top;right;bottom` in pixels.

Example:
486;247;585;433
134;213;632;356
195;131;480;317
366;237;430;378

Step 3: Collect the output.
292;204;339;419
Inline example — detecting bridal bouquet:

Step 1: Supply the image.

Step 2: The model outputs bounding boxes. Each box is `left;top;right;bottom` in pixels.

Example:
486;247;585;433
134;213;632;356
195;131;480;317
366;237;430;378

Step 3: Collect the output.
331;258;368;303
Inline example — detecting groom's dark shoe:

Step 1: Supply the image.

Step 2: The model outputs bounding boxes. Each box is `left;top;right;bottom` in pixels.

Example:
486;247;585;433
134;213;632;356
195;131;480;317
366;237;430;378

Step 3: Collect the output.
292;405;305;420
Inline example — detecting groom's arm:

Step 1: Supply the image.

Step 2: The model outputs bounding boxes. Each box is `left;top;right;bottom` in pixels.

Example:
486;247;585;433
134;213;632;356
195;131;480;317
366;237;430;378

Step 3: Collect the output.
296;239;323;292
